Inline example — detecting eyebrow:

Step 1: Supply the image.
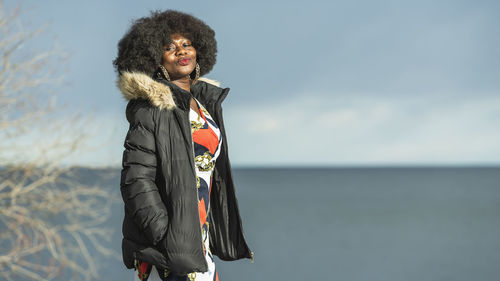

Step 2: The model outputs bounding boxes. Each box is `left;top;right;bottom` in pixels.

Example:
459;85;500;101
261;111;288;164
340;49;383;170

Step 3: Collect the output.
165;39;191;48
173;38;191;43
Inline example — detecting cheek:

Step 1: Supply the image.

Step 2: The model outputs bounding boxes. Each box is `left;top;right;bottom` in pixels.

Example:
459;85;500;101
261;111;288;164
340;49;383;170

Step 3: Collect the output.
162;53;175;65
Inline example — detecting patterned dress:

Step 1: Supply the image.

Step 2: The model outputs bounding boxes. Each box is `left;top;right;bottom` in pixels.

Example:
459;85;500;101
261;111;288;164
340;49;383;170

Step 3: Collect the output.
134;97;221;281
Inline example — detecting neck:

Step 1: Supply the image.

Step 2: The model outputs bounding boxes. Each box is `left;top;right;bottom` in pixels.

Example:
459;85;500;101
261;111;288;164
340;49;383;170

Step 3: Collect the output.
171;76;191;92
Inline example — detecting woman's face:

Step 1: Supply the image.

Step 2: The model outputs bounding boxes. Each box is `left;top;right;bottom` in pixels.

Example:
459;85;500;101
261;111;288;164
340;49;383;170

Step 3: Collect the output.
162;33;197;80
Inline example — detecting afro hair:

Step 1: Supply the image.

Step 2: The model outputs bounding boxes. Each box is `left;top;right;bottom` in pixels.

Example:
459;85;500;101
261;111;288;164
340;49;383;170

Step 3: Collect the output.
113;10;217;78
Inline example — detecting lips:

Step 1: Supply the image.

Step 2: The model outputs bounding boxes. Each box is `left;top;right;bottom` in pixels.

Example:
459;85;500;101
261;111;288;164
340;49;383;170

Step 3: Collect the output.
178;58;191;66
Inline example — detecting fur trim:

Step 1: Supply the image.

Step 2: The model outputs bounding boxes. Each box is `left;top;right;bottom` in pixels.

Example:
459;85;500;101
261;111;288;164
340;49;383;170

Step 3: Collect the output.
117;71;176;110
117;71;221;110
197;77;220;87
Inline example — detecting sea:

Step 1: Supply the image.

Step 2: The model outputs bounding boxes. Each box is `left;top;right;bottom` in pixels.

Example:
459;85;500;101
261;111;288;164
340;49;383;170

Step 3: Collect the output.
56;167;500;280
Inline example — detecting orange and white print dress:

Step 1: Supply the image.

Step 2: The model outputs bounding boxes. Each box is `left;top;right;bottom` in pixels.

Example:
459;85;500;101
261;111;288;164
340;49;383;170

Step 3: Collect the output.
134;97;221;281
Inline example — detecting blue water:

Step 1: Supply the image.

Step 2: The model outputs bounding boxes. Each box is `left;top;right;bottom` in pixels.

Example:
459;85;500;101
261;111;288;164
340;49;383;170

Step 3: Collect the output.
94;167;500;281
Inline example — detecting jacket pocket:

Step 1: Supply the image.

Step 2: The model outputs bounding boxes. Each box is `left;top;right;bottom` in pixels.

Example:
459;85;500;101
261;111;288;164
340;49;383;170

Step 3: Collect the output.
122;237;168;270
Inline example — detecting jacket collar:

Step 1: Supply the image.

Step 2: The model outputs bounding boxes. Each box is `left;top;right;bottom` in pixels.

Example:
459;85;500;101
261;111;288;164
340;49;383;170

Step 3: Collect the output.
117;70;225;111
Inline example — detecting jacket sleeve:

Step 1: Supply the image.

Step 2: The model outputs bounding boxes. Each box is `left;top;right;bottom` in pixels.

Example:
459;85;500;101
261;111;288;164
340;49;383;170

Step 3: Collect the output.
120;99;168;246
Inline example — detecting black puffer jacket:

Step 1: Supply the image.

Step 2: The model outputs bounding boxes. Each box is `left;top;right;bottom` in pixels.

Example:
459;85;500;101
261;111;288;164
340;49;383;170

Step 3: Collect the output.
117;70;253;275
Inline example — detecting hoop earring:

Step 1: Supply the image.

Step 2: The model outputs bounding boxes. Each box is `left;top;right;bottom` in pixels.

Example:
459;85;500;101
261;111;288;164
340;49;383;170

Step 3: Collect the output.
159;65;170;81
192;63;200;84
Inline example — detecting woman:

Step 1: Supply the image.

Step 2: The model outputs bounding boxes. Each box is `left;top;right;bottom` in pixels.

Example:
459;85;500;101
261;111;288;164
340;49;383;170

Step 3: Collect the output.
113;10;254;281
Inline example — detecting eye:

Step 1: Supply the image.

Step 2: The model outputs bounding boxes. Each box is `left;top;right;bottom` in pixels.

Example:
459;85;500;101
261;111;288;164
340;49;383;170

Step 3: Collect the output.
164;44;175;51
183;43;192;48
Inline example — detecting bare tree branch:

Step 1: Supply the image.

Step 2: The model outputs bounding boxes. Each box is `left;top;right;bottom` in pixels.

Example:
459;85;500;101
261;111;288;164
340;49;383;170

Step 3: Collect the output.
0;2;120;280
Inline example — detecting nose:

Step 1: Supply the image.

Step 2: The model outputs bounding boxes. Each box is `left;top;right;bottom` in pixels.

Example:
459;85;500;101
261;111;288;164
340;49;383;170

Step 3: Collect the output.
175;46;188;56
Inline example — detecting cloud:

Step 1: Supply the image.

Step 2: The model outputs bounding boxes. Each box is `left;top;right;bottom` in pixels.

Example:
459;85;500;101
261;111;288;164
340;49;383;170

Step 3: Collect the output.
0;109;126;168
224;93;500;166
15;93;498;168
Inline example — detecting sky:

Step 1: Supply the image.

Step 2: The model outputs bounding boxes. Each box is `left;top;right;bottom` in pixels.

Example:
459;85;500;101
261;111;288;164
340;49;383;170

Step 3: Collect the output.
4;0;500;167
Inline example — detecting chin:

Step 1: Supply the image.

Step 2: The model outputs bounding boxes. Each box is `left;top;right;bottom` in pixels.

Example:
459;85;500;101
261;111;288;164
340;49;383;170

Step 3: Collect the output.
169;69;194;80
179;67;196;77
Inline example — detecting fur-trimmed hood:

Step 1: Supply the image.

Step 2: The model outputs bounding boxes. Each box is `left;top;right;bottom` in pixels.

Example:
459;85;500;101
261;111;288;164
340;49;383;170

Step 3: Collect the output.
117;71;221;110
